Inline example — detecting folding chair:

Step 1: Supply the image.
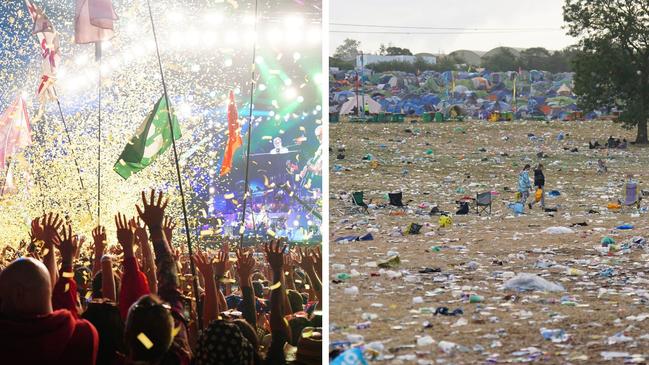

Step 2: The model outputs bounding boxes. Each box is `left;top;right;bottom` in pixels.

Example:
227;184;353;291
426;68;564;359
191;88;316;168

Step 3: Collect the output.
476;191;492;215
388;192;406;207
351;191;369;213
621;182;641;209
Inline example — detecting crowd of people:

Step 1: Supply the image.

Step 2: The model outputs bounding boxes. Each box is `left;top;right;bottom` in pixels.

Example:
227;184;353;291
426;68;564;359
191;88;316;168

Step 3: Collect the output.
0;190;322;365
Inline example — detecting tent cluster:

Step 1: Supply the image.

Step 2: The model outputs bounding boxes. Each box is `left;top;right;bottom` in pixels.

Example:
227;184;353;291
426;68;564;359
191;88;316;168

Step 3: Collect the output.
330;68;599;121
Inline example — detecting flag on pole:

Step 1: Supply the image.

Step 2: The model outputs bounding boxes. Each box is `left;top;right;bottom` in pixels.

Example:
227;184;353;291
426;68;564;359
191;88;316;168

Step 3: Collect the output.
219;91;242;176
24;0;61;118
113;96;181;179
0;95;32;170
75;0;118;44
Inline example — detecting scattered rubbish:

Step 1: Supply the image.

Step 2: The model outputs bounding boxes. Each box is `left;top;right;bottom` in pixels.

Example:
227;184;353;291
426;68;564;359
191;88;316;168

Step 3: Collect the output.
503;273;565;292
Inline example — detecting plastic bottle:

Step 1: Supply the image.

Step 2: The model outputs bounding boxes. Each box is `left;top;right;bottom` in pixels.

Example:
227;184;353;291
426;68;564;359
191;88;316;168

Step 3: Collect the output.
469;294;484;303
344;286;359;295
417;335;435;346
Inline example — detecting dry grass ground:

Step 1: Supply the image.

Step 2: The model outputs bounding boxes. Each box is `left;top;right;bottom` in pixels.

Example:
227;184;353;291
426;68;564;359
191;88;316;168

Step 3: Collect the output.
329;119;649;364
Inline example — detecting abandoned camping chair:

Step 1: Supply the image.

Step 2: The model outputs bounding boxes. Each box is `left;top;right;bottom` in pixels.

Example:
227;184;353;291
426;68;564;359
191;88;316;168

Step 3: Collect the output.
351;191;369;213
475;191;492;215
388;192;407;208
620;181;641;209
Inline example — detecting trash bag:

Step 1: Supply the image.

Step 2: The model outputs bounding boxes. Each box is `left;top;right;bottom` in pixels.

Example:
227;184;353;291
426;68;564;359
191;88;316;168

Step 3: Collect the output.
439;215;453;228
406;223;422;234
503;273;565;292
542;226;574;234
511;202;525;215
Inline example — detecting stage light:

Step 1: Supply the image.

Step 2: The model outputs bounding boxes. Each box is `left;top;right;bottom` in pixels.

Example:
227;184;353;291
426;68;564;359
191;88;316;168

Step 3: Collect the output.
284;87;297;100
244;31;257;43
313;73;323;85
268;110;275;117
101;40;112;51
285;31;303;45
258;84;267;91
255;56;264;64
293;52;301;62
315;105;322;111
224;58;233;67
297;96;304;103
75;54;88;66
283;15;304;29
284;78;292;86
267;28;282;44
204;12;224;25
225;31;238;44
243;14;256;25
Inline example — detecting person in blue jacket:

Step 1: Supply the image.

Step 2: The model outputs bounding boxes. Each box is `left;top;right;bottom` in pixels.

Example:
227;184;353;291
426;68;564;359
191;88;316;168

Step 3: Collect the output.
518;164;532;209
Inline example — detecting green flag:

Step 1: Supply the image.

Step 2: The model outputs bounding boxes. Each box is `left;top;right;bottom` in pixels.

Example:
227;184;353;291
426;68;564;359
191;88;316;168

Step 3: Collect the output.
113;96;181;179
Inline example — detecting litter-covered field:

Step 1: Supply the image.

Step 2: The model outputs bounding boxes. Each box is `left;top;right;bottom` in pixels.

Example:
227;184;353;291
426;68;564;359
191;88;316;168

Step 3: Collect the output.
329;119;649;364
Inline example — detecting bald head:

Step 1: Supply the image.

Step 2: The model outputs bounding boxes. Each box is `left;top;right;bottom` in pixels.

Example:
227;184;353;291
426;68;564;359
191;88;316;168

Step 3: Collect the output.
0;257;52;317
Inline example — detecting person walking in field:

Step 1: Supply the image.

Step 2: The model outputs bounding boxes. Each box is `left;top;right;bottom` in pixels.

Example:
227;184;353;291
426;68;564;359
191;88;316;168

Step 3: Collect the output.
531;163;545;209
518;164;532;209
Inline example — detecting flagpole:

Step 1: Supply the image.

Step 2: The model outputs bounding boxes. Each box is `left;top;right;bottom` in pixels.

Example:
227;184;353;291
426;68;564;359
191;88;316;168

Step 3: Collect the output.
238;0;259;249
97;44;102;225
52;87;93;216
145;0;202;331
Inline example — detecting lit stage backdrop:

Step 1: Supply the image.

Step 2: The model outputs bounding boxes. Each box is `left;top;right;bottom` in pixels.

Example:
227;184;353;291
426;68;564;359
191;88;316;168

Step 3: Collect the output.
0;0;323;246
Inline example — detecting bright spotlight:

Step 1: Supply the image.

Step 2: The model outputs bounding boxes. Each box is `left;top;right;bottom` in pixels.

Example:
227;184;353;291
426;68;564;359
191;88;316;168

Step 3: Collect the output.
284;87;297;100
283;15;304;28
225;31;238;44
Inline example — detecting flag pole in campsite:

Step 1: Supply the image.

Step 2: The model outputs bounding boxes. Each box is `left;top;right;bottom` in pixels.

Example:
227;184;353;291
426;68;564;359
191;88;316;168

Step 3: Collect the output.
238;0;259;249
144;0;202;331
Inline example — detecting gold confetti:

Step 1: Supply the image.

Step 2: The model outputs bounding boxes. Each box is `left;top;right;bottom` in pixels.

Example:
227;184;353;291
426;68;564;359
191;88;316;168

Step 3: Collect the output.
269;281;281;290
137;333;154;349
62;271;74;278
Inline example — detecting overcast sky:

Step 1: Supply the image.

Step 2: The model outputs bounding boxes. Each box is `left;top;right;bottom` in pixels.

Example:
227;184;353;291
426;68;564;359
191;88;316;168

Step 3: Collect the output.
330;0;578;55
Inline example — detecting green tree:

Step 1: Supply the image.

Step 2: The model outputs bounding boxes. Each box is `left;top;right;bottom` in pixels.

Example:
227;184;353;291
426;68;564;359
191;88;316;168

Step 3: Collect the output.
329;57;355;70
334;38;361;61
378;43;387;55
519;47;551;70
564;0;649;143
481;48;519;72
385;46;412;56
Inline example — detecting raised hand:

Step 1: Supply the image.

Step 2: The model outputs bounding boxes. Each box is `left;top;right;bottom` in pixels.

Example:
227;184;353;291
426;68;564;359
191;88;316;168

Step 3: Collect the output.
55;224;77;267
129;217;148;245
162;216;176;243
30;217;45;244
264;239;287;272
115;213;135;257
42;213;63;247
192;249;214;280
235;248;256;283
92;225;106;255
136;190;168;229
74;235;86;259
213;249;230;278
297;246;315;273
312;246;322;276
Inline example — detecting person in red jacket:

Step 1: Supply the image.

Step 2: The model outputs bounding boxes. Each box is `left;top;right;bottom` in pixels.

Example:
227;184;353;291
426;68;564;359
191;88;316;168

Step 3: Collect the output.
0;256;99;365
